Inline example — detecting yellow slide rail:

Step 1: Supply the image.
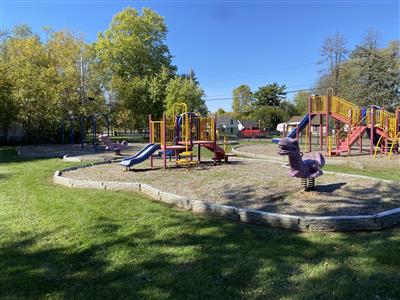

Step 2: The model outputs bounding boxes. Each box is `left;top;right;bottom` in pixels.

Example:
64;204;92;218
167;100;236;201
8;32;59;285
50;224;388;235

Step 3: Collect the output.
366;108;397;139
150;121;163;144
388;132;400;160
330;96;360;124
310;95;327;113
193;117;215;141
373;134;385;159
310;95;360;124
327;136;333;157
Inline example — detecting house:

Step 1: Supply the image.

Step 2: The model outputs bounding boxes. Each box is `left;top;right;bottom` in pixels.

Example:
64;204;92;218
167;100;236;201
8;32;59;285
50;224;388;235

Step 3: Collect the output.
216;116;239;136
277;116;326;135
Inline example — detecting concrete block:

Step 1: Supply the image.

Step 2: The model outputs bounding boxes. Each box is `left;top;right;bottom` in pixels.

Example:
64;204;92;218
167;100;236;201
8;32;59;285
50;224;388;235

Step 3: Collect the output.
159;191;186;204
103;181;141;191
140;183;161;200
53;175;71;187
69;179;105;189
301;215;381;231
173;198;194;210
238;209;301;230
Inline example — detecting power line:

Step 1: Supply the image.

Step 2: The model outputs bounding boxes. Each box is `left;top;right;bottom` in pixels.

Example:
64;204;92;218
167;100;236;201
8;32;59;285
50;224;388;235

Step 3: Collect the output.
201;62;316;84
204;82;316;98
203;86;333;101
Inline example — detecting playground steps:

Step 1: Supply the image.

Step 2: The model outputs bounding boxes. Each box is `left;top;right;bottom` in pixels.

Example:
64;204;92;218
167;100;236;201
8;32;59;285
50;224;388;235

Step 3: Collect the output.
330;125;367;156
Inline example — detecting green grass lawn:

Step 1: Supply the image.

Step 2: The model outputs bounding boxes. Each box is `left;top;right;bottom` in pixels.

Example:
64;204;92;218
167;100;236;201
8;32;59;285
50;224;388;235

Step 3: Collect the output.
1;148;400;299
324;164;400;181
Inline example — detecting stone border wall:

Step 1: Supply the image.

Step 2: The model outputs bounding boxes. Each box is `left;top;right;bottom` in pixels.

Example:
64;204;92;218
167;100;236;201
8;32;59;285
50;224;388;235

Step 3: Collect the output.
53;160;400;232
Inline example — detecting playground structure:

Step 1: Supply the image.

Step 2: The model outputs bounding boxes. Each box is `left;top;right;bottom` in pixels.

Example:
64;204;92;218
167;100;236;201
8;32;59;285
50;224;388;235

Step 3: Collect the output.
120;103;228;169
60;113;110;151
277;137;325;191
277;91;400;158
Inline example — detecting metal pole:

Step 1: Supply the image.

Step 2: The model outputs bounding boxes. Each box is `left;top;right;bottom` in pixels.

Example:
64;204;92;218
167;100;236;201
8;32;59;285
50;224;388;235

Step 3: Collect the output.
149;114;153;168
213;115;217;165
93;116;97;151
61;121;65;145
308;96;312;152
326;95;330;151
80;117;84;149
163;113;167;169
370;107;374;156
319;114;323;150
70;117;74;145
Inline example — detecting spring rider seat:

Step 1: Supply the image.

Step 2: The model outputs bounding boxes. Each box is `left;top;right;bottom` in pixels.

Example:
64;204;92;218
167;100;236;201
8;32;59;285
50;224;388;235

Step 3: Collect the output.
98;134;128;154
277;137;325;191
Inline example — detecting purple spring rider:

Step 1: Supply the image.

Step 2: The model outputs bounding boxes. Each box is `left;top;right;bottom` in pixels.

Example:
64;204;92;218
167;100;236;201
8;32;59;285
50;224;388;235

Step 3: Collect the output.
277;137;325;191
98;134;128;154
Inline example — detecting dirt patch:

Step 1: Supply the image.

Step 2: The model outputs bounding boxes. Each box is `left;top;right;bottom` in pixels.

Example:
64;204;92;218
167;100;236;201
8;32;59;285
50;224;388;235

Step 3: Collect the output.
18;143;147;161
63;155;400;216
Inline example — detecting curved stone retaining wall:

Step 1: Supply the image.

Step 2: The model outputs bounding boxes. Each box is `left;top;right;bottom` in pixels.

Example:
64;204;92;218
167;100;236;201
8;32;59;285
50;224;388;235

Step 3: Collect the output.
53;160;400;232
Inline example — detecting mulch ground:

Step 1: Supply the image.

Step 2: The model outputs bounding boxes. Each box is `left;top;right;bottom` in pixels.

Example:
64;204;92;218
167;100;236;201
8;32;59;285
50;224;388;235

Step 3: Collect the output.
63;146;400;216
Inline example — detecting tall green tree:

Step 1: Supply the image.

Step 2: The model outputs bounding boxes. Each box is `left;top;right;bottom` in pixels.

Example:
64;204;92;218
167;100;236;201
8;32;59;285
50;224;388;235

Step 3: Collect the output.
253;83;286;107
165;77;207;117
293;91;311;115
349;32;400;108
232;85;252;118
252;106;285;130
0;61;16;141
93;7;174;80
92;7;176;125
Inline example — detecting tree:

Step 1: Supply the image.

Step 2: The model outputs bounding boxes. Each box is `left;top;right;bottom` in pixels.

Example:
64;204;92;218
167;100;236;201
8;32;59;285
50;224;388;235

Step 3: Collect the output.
92;7;176;126
252;106;285;130
253;83;286;107
165;77;207;116
232;84;252;118
180;68;199;85
319;32;348;94
350;32;400;108
0;62;16;141
93;7;174;80
293;91;311;115
279;100;298;120
114;110;136;132
216;108;226;115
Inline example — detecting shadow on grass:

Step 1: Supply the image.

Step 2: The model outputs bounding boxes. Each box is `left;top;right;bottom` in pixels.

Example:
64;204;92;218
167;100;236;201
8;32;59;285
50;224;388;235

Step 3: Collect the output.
0;148;53;165
1;215;400;299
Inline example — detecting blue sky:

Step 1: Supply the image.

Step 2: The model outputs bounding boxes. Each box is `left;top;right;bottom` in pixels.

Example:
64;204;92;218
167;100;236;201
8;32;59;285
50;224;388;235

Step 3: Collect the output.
2;0;399;111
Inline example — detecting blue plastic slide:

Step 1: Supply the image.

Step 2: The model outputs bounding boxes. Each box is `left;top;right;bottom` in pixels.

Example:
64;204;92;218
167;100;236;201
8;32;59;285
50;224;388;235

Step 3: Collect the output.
272;114;315;143
288;114;315;138
119;143;161;168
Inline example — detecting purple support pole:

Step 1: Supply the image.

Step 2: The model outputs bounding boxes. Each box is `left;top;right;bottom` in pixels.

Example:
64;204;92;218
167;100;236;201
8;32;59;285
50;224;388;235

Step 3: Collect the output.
308;96;312;152
149;114;153;168
198;144;201;163
319;114;323;150
370;108;374;156
326;95;330;151
396;107;399;137
213;115;217;165
163;113;167;169
348;110;352;154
